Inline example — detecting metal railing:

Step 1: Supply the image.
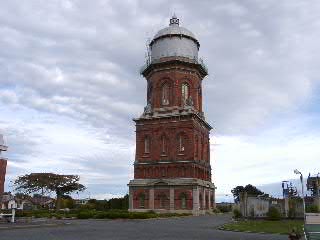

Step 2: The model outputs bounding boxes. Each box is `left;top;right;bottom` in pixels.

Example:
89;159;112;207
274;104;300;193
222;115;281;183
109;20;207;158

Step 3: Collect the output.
140;56;208;75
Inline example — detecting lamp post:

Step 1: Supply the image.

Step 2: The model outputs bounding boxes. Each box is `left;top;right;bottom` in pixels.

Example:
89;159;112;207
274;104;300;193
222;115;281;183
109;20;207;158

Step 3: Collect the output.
294;169;306;220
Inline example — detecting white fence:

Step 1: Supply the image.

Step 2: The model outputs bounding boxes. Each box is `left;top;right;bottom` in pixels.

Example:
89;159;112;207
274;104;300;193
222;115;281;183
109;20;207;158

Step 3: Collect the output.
0;208;16;223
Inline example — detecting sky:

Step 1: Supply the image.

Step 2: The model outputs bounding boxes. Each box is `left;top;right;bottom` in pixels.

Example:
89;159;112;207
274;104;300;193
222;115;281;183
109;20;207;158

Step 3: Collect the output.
0;0;320;202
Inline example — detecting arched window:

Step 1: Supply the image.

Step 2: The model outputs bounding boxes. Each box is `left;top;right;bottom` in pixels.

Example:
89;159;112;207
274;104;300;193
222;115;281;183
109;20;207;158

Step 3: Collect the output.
181;83;189;105
162;83;170;105
159;193;168;209
139;193;145;208
144;136;150;153
161;135;167;154
161;167;166;177
180;193;187;209
178;134;185;152
181;167;186;177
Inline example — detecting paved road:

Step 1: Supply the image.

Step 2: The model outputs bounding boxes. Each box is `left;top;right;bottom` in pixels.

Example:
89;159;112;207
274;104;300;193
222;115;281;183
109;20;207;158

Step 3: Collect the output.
0;214;288;240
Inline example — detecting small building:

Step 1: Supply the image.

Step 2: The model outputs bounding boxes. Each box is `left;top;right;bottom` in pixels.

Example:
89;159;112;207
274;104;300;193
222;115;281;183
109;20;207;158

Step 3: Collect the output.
239;192;304;218
307;174;320;210
240;193;270;218
0;193;32;210
30;195;55;209
75;198;90;205
0;193;55;210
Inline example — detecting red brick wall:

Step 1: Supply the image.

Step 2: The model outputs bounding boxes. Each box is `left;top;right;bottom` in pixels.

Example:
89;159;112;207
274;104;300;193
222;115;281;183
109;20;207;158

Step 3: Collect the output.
134;163;211;181
134;59;212;187
154;189;170;210
146;65;203;112
134;115;211;181
132;189;149;209
0;159;7;195
174;188;193;210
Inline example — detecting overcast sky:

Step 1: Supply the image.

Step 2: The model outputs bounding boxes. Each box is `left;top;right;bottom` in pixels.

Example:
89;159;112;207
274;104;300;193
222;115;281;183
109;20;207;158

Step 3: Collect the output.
1;0;319;201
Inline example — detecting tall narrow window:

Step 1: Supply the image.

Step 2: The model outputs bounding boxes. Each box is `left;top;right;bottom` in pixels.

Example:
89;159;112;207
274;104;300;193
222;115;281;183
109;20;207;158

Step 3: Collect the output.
139;193;145;208
199;194;203;209
181;83;189;105
161;135;166;154
197;86;201;109
195;136;198;158
159;193;167;209
201;138;204;160
161;167;166;177
180;193;187;209
179;135;185;152
162;83;169;105
144;136;150;153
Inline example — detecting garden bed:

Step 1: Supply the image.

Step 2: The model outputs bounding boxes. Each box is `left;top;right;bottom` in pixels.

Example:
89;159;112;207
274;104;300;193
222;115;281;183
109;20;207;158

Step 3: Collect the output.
219;219;304;235
14;209;191;220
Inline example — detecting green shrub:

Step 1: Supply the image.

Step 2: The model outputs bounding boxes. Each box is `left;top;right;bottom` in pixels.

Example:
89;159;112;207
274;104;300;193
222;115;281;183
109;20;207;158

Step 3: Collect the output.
50;213;62;219
288;207;297;219
233;209;242;219
217;205;232;213
77;211;95;219
249;208;255;218
212;208;221;213
267;207;281;221
306;205;319;213
128;212;154;219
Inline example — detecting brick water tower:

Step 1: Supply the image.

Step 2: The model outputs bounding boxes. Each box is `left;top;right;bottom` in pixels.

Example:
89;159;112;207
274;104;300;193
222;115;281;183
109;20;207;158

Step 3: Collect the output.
128;15;216;215
0;134;8;195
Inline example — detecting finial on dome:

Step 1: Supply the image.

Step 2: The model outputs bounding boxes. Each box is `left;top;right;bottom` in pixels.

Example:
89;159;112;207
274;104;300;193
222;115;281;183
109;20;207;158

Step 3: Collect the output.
169;14;179;26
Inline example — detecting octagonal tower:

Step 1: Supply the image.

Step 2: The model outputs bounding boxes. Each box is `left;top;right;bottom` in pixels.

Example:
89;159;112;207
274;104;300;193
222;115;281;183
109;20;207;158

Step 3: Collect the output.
128;15;215;215
0;134;8;195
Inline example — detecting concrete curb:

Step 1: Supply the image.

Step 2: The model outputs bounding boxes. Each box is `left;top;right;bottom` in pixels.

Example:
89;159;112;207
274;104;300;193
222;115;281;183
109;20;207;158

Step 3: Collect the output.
0;222;68;230
217;225;285;235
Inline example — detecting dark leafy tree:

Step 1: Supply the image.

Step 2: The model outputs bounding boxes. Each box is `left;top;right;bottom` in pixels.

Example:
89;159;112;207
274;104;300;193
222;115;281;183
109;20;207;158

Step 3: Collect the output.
81;194;129;210
231;186;245;203
231;184;264;203
14;173;85;210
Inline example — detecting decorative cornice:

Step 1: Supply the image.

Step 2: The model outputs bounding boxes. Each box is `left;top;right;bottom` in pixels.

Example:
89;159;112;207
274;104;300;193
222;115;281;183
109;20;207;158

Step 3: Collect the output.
140;57;208;79
134;111;213;130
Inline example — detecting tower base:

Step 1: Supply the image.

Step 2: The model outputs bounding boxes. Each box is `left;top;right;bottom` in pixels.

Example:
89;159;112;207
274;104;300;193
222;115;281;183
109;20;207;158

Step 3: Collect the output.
128;178;215;216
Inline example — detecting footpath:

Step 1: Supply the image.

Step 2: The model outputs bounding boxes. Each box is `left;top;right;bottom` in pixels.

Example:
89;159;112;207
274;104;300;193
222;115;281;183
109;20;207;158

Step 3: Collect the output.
0;218;69;230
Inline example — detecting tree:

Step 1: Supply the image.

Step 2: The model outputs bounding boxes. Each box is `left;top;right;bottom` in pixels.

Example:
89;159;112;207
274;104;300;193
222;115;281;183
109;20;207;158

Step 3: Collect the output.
231;186;245;203
14;173;85;210
231;184;264;203
267;206;281;220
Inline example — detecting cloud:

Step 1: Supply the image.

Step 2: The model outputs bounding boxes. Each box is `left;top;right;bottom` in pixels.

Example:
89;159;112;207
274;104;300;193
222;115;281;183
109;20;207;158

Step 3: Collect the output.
1;0;320;198
213;112;320;196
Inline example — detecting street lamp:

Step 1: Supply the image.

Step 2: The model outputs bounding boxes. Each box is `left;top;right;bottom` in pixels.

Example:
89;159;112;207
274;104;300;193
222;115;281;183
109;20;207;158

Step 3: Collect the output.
294;169;306;220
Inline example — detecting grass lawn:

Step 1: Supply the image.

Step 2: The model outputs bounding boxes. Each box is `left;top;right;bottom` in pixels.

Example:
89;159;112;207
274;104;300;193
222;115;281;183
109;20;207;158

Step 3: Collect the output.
221;220;304;235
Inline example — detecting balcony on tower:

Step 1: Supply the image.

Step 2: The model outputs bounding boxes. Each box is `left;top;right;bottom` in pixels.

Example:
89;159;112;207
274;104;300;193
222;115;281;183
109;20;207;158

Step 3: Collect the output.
0;134;8;154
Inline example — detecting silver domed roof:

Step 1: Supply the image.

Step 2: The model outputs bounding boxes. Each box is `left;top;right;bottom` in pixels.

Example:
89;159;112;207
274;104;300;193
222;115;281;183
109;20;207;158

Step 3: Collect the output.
153;25;197;42
149;16;200;61
150;15;199;47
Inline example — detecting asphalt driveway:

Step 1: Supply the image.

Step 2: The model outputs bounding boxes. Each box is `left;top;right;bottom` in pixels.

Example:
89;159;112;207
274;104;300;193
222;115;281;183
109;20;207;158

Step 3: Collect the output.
0;214;288;240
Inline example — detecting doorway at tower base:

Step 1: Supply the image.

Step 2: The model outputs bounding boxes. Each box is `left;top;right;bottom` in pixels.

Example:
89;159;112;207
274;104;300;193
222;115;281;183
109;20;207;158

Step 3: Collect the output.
128;178;216;216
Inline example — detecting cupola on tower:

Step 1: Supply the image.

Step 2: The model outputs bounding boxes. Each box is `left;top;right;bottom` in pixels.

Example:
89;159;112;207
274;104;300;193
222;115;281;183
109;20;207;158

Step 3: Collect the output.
128;15;215;215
